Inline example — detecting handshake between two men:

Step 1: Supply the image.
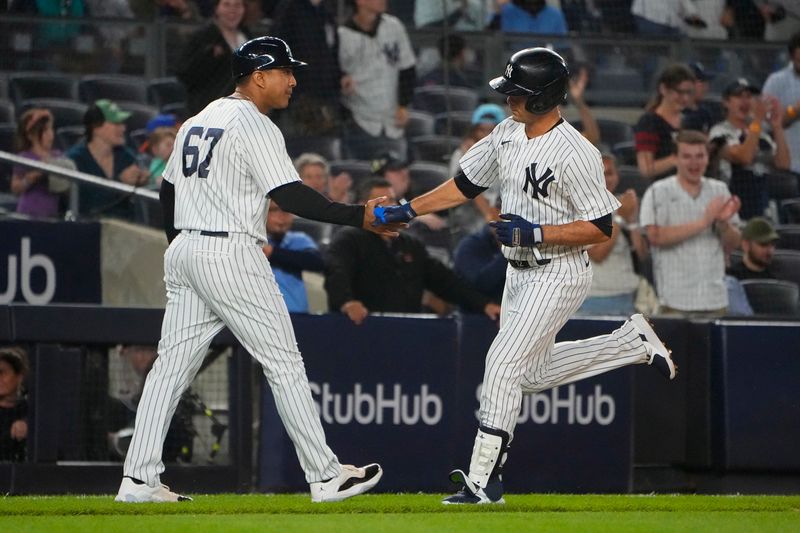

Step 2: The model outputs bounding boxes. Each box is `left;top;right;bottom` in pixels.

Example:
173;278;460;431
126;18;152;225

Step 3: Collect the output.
370;200;543;248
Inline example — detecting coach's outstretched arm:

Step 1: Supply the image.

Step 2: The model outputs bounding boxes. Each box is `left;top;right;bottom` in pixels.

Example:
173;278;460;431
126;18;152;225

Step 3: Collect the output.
270;181;405;237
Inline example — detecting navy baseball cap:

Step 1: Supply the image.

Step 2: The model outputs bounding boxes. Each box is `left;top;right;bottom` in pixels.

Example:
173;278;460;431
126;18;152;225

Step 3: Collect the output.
371;153;408;175
689;62;713;81
723;78;761;98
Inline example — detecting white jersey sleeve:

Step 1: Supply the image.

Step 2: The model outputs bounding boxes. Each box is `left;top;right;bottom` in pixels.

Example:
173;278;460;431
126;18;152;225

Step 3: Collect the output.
458;125;501;189
561;152;621;220
395;17;416;70
239;112;301;194
639;182;658;228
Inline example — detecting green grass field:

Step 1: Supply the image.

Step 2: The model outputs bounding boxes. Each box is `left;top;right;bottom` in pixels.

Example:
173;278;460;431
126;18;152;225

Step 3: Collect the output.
2;494;799;532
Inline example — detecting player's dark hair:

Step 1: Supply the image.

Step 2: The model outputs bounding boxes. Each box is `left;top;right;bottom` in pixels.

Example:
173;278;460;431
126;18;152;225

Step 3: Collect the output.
788;31;800;55
646;64;696;112
357;178;392;203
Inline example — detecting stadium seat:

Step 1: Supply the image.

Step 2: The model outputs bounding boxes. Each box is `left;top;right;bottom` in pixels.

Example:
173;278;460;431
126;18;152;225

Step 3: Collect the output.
573;118;634;147
781;198;800;224
434;111;472;138
408;161;449;194
0;99;14;124
612;141;637;166
116;102;159;132
147;77;187;110
740;279;799;316
585;70;648;107
776;225;800;251
285;136;342;162
412;86;479;114
9;73;77;108
766;171;800;201
616;165;650;197
771;250;800;287
160;102;188;121
328;159;373;187
405;110;435;139
79;75;148;105
410;135;461;164
55;126;85;151
19;99;87;130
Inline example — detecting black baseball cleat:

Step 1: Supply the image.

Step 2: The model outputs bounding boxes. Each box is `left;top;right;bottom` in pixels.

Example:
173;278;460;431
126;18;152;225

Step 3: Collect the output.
630;313;677;380
310;463;383;502
442;469;505;505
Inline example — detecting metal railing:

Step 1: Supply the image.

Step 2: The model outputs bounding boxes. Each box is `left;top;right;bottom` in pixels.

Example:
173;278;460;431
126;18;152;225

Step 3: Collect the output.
0;150;158;221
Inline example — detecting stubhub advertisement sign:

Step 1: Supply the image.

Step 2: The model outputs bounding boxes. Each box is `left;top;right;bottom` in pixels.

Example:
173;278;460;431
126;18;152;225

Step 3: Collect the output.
258;315;632;493
0;220;101;304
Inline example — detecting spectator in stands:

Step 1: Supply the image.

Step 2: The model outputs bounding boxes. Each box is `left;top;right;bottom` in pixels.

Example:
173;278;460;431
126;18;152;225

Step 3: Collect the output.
264;200;324;313
414;0;488;30
67;100;149;220
146;127;177;190
84;0;136;72
270;0;343;136
294;152;353;203
177;0;250;116
453;225;507;304
577;153;647;316
728;216;780;279
0;346;28;463
630;0;707;35
724;0;766;39
635;64;696;180
490;0;568;34
682;62;724;134
758;1;800;42
325;178;501;325
419;35;476;88
569;63;600;147
561;0;603;33
684;0;728;38
448;104;505;241
640;130;742;317
10;108;74;218
153;0;202;20
763;31;800;174
709;78;790;219
338;0;416;160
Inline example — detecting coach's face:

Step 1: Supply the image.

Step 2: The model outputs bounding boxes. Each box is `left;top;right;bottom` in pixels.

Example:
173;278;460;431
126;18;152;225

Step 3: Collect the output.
258;68;297;109
676;142;708;184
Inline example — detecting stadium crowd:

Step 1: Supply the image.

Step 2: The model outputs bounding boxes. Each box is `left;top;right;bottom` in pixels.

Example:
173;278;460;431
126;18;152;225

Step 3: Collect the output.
1;0;799;324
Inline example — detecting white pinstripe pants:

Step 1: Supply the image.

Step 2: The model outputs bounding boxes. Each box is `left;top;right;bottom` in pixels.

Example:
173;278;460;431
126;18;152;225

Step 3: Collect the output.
124;232;340;485
479;263;649;437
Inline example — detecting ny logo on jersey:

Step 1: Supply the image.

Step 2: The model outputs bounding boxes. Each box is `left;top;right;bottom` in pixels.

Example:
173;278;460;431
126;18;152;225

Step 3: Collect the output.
522;163;556;199
383;42;400;65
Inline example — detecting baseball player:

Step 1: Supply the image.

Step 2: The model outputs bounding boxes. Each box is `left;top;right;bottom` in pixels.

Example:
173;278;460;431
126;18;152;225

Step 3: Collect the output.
115;36;401;503
375;48;677;504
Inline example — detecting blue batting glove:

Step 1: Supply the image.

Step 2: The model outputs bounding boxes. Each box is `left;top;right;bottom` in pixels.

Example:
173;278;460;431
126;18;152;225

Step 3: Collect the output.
488;213;543;247
372;203;417;225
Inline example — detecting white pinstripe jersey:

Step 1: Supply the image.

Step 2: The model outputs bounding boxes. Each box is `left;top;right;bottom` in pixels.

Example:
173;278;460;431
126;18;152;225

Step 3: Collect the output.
459;117;620;266
162;97;301;241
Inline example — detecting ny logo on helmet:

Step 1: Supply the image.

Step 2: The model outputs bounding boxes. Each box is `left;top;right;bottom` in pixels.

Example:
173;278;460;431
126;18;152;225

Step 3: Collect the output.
522;163;556;199
505;63;513;78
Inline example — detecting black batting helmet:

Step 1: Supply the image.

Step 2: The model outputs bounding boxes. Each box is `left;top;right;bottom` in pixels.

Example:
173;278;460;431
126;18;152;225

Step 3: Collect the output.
490;48;569;115
232;36;307;80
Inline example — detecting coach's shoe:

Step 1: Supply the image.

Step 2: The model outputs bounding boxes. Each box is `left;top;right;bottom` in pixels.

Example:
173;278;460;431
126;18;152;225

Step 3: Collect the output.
310;463;383;502
114;476;192;502
630;313;677;380
442;469;505;505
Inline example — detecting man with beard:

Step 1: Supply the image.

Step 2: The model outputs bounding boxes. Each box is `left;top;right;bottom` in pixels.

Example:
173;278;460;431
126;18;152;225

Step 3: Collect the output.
728;217;780;280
